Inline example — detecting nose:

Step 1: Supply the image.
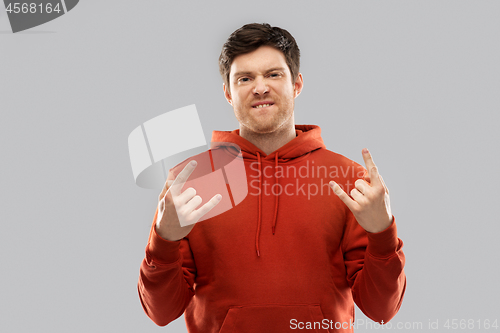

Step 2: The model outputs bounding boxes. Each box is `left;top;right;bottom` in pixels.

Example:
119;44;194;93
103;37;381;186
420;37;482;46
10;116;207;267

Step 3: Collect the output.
252;77;268;95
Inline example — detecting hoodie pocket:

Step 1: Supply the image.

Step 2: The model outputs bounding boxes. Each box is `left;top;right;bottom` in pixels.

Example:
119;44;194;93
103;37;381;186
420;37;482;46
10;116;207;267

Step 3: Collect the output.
218;304;331;333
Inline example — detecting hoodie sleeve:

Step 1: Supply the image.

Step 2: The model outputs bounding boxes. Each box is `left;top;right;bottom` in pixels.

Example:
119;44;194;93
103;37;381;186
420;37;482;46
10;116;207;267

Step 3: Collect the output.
341;209;406;324
137;207;196;326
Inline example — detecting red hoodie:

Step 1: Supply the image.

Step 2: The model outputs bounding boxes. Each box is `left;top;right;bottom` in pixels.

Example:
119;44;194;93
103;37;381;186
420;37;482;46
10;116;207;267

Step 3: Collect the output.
138;124;406;332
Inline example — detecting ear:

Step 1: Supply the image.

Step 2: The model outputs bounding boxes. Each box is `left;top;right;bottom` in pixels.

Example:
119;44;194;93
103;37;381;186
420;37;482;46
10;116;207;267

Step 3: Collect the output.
223;83;233;106
293;73;304;98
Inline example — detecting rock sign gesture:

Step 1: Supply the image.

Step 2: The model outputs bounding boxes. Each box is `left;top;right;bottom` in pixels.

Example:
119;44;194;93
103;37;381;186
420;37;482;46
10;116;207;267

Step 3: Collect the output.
330;149;393;233
156;160;222;241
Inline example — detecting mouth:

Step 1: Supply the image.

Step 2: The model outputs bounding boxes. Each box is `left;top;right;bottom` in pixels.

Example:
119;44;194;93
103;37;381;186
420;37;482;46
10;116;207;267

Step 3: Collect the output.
252;103;274;109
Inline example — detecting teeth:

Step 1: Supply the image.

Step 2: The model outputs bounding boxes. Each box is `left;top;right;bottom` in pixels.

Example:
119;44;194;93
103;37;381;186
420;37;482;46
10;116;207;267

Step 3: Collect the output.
254;104;272;108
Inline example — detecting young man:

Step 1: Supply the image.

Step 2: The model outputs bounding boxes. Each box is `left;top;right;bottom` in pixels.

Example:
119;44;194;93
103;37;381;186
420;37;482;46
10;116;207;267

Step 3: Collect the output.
138;23;406;332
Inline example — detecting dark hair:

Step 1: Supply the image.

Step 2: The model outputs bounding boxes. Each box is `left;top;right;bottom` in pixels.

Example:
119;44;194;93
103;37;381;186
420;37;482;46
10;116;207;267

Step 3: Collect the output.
219;23;300;92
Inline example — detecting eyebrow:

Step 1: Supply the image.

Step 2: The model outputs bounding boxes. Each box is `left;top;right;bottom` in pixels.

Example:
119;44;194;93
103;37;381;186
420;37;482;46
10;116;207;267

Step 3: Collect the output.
232;67;287;78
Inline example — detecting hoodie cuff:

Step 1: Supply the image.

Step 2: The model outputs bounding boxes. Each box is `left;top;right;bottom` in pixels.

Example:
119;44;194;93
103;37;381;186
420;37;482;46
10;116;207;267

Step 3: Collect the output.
147;226;182;264
366;216;399;258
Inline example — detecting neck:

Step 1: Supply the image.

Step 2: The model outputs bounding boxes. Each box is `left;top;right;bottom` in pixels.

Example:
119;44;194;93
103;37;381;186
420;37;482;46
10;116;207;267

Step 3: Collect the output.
239;116;296;156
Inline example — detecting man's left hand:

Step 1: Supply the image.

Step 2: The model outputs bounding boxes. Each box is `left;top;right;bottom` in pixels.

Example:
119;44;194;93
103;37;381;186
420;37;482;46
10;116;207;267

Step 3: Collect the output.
329;148;393;233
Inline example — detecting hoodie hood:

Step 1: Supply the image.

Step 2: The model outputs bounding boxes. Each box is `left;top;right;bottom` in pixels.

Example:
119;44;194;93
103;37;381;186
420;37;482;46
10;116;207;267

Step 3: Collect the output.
210;125;326;257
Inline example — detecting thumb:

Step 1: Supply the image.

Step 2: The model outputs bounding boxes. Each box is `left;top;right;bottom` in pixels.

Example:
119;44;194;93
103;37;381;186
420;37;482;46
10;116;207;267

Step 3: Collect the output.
165;180;175;194
159;179;176;201
159;197;165;212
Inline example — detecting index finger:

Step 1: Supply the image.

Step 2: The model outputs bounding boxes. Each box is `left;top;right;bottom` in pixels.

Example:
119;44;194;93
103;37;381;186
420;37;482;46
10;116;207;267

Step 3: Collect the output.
362;148;381;187
362;148;375;170
159;172;176;202
168;160;198;196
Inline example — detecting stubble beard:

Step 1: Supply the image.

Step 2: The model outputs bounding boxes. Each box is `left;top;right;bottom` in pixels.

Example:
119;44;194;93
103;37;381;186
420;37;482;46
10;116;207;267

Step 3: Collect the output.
236;97;295;135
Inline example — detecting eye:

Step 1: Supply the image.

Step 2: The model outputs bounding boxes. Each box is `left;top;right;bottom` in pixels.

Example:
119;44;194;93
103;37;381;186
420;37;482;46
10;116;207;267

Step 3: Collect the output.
238;77;251;83
269;73;282;78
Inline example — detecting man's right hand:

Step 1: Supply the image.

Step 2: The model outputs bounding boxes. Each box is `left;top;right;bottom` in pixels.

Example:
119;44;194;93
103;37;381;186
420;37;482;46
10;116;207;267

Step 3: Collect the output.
156;160;222;242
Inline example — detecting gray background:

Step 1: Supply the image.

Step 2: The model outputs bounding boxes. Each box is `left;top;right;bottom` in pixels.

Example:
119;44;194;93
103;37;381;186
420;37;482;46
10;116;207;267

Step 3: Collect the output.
1;1;499;332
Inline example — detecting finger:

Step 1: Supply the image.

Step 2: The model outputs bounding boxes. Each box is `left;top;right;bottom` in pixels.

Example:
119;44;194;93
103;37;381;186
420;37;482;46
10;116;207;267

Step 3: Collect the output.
159;197;165;212
369;165;383;189
362;149;382;187
183;195;203;214
159;174;175;202
169;160;198;196
160;181;176;205
190;194;222;221
350;188;366;203
354;179;368;195
362;148;375;169
176;187;197;205
329;181;359;212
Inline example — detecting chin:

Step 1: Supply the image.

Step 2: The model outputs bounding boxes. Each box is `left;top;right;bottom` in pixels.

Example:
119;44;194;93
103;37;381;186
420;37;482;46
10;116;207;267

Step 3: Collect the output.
250;120;284;134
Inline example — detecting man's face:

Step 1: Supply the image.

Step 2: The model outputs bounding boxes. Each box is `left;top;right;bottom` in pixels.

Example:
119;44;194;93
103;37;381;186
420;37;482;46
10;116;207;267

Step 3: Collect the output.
224;45;303;134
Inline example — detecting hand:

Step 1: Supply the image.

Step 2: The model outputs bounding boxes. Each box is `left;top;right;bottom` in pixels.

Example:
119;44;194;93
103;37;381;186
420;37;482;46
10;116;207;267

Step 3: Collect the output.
156;160;222;241
329;148;393;233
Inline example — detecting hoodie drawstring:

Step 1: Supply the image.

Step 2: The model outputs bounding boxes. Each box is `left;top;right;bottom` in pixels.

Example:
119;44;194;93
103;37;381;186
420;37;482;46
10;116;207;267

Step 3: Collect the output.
255;152;262;257
255;152;280;257
271;154;279;235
